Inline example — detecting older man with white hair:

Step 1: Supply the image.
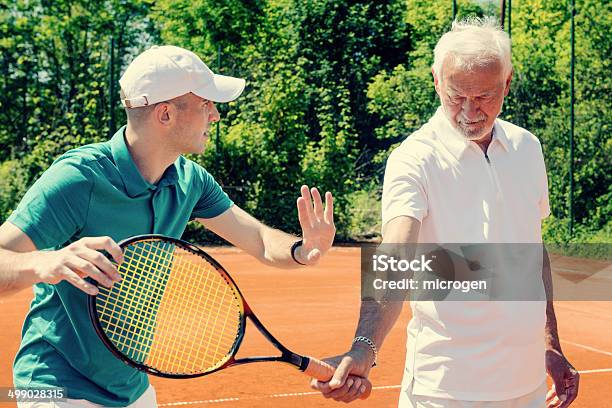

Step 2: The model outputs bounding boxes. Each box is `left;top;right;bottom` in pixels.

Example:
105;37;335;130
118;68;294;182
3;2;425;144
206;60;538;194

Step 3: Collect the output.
311;17;579;408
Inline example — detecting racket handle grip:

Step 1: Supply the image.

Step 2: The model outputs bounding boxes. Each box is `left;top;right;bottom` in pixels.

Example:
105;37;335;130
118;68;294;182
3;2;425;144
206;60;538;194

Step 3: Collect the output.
303;357;373;400
302;357;335;381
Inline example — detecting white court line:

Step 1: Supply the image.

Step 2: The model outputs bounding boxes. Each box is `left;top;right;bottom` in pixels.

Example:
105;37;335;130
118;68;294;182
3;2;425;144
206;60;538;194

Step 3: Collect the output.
561;340;612;357
578;368;612;374
158;368;612;407
158;385;401;406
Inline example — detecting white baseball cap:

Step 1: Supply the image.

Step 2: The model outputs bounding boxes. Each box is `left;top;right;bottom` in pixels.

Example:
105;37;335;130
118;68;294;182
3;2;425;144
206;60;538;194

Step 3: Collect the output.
119;45;246;108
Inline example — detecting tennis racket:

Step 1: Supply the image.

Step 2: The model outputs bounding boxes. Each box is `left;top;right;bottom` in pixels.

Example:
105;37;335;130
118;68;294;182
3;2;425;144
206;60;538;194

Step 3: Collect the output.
88;234;336;381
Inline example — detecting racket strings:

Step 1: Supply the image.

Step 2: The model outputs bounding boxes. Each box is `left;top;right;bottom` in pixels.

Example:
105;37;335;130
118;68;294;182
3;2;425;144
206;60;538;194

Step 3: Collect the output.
95;239;243;375
97;241;175;363
146;248;240;373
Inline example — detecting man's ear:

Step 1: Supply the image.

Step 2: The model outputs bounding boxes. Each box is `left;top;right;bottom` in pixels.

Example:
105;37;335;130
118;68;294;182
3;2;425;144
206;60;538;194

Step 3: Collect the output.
504;68;514;97
154;103;172;126
432;68;441;96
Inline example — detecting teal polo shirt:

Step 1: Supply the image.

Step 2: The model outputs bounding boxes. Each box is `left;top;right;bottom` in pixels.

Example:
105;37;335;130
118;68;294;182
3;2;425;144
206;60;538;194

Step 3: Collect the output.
8;125;233;406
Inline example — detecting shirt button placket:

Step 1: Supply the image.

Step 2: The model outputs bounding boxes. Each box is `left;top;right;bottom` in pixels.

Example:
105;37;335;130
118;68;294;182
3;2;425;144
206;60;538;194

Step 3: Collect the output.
152;189;160;233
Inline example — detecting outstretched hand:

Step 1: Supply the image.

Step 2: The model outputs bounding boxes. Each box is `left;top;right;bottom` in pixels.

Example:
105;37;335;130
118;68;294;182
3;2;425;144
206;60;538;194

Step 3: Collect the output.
295;185;335;265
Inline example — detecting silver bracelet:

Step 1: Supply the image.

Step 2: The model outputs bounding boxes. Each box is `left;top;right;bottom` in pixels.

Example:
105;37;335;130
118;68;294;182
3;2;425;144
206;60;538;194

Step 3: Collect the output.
352;336;378;367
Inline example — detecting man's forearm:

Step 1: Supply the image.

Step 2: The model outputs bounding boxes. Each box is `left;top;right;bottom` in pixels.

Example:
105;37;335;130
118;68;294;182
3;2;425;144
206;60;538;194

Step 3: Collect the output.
349;215;420;363
351;298;403;363
259;226;303;268
545;301;562;351
542;247;562;351
0;248;39;295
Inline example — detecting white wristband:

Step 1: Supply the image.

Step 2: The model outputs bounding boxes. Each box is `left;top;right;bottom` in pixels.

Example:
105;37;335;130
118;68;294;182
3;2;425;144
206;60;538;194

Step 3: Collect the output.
352;336;378;367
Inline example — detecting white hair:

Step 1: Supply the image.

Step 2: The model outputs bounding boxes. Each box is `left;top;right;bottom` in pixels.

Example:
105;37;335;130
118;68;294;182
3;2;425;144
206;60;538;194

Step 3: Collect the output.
432;16;512;78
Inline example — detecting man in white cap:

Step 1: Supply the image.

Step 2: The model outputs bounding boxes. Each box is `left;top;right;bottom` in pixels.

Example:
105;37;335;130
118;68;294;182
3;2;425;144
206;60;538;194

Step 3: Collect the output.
310;18;579;408
0;45;337;407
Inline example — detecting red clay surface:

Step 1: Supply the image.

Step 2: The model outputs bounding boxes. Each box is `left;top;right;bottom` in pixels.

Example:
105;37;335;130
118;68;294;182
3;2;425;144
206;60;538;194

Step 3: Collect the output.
1;248;611;407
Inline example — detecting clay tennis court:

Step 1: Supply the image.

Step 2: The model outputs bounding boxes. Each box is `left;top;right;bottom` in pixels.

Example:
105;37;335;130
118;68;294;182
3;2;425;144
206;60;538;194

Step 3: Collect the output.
1;247;611;407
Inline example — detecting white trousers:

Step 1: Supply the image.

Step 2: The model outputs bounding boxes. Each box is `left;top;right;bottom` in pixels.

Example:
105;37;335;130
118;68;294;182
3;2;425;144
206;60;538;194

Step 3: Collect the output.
399;380;547;408
17;385;157;408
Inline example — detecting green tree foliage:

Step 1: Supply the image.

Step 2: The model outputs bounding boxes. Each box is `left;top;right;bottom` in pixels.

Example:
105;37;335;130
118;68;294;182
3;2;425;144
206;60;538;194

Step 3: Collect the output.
157;0;410;237
153;0;265;73
0;0;155;219
0;0;609;243
507;0;611;241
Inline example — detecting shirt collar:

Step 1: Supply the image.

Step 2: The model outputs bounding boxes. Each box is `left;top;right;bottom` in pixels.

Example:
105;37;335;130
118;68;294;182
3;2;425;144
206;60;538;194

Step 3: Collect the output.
429;106;509;160
492;120;510;152
110;126;179;197
158;161;179;188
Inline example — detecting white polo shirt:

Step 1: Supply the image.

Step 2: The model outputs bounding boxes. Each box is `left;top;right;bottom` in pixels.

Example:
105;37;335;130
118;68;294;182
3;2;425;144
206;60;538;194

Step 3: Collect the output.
382;107;550;401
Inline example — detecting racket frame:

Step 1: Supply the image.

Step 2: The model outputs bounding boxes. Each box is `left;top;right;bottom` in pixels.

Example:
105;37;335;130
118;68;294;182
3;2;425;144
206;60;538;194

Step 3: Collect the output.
88;234;313;379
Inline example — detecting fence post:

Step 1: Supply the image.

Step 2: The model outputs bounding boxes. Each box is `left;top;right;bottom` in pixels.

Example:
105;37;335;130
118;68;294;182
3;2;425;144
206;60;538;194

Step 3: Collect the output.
216;44;222;165
569;0;575;237
109;36;116;137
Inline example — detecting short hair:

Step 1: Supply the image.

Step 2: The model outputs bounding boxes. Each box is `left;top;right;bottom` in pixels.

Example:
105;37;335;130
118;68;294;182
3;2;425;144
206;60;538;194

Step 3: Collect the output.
432;16;512;79
124;104;158;125
122;90;189;126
